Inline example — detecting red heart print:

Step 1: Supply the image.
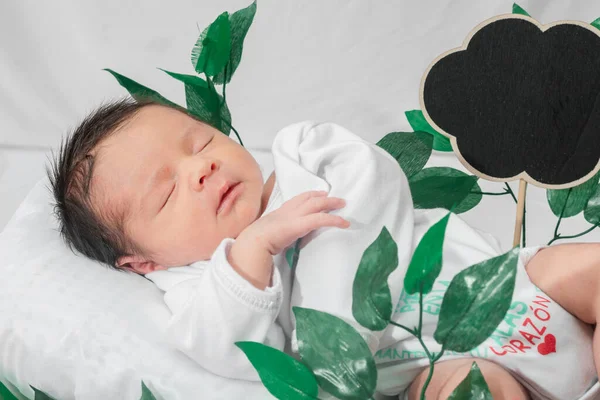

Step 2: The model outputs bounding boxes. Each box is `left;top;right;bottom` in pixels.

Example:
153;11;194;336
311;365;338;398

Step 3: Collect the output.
537;334;556;355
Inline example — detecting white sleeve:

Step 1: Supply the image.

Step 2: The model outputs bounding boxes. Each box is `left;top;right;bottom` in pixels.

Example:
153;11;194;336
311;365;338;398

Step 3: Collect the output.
271;121;415;353
157;238;286;381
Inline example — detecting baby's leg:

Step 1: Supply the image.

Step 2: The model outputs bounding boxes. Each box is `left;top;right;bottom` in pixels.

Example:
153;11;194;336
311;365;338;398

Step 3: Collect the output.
526;243;600;373
407;358;529;399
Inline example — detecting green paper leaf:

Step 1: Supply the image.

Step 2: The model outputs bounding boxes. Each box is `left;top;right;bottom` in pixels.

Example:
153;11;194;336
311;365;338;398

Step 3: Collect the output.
140;382;157;400
408;167;481;214
236;341;319;400
285;247;295;268
434;248;519;352
376;131;433;178
584;184;600;224
213;1;257;84
30;387;57;400
447;362;493;400
512;3;531;17
592;17;600;31
205;77;232;134
104;69;178;108
285;240;301;269
191;12;232;77
161;69;209;88
161;69;231;135
547;172;599;218
0;381;19;400
352;226;399;331
405;110;452;152
404;213;450;295
293;307;377;400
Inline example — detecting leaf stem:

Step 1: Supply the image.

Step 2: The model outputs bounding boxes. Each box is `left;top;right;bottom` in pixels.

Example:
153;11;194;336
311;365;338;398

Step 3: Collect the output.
209;67;245;147
219;117;244;146
414;334;443;399
548;188;572;245
547;223;600;245
504;183;517;203
388;320;415;336
416;286;436;400
390;290;442;399
470;190;510;196
432;348;446;363
415;335;435;364
418;288;424;337
221;65;228;106
420;348;445;400
229;124;244;147
522;199;527;247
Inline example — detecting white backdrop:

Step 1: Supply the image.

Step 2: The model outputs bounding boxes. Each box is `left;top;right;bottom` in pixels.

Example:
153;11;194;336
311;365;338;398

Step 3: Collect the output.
3;1;600;398
2;0;600;245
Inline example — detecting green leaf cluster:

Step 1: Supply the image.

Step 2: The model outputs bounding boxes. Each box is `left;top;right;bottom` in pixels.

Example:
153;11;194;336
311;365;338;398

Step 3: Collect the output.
0;382;159;400
105;1;257;140
376;109;483;215
547;171;600;224
240;214;518;399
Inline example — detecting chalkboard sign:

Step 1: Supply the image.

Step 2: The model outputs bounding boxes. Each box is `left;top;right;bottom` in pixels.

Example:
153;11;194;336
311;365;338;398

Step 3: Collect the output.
420;14;600;189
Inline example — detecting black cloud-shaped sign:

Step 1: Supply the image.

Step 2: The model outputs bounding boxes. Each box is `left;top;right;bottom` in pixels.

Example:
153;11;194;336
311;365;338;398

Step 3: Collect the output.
420;14;600;188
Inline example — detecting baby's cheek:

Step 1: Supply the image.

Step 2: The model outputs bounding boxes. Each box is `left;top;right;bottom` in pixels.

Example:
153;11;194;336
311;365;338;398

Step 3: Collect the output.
181;225;220;261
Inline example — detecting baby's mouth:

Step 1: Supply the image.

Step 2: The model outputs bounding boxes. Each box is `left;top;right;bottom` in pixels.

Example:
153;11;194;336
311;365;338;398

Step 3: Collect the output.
217;182;241;214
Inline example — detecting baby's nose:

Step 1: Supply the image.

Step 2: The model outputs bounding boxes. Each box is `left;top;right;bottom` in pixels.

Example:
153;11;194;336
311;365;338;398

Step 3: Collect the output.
191;160;219;192
198;162;218;185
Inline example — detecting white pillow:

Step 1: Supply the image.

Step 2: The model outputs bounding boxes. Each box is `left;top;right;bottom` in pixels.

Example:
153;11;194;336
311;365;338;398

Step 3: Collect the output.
0;151;276;400
2;145;599;400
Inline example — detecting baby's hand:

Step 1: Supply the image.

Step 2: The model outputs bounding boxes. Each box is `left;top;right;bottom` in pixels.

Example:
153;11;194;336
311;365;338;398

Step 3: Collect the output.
245;190;349;255
228;191;349;289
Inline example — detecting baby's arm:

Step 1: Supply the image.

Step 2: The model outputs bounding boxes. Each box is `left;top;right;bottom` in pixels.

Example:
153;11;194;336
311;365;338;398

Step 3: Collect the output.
160;191;349;381
271;122;415;351
526;243;600;373
158;240;284;381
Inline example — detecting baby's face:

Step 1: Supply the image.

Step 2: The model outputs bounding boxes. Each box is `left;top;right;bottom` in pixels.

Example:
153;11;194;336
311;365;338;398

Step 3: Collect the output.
92;105;267;271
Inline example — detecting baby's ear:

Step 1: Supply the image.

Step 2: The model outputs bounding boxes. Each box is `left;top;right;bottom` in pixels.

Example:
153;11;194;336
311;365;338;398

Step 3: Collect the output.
117;255;165;275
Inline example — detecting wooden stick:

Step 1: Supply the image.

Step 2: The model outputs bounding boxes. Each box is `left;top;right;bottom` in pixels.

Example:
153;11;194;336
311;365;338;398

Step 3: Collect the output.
513;179;528;247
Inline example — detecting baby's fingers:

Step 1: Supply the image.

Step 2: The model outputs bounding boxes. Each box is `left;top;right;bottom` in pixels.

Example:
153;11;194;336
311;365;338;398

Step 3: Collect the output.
286;191;329;208
294;213;350;238
300;196;347;215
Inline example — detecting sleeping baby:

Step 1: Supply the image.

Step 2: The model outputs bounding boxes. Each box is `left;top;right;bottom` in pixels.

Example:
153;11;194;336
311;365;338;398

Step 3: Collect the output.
50;98;600;399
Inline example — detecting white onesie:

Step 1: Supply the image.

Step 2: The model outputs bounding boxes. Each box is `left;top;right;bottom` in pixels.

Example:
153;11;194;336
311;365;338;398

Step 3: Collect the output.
146;121;599;399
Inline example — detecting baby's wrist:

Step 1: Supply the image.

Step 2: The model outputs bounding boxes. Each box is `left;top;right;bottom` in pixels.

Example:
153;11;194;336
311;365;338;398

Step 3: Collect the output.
228;238;274;290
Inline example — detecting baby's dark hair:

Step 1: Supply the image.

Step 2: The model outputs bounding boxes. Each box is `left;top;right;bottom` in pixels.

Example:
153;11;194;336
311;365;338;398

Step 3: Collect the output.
48;97;156;270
